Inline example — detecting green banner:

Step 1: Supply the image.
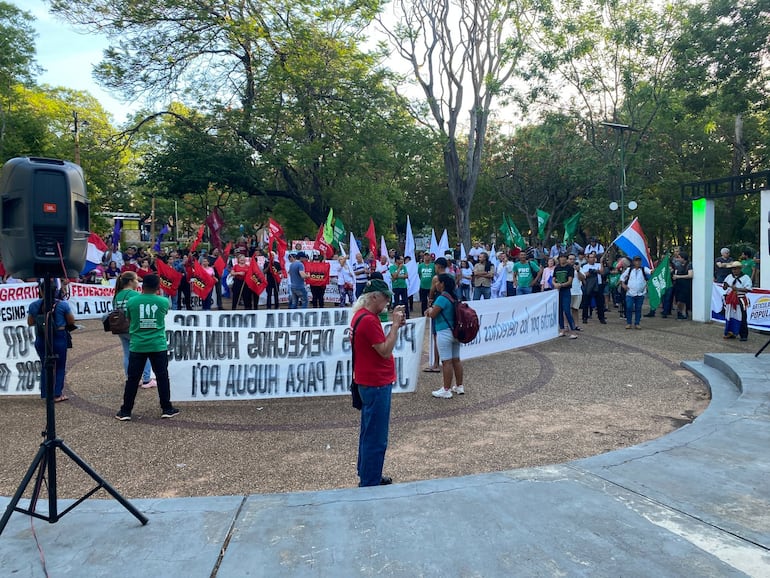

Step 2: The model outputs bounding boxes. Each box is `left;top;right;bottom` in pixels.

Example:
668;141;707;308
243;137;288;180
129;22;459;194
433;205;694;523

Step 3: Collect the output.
536;209;550;239
563;212;581;244
647;254;671;310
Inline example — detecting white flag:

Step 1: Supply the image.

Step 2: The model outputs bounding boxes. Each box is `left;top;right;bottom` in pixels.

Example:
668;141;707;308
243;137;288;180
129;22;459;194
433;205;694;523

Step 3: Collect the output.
380;236;388;261
429;229;439;257
348;232;361;263
405;216;420;297
438;229;450;258
460;243;467;260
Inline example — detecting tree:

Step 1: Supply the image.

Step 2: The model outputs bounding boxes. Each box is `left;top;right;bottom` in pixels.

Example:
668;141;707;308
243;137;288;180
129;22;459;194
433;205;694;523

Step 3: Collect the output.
0;2;40;158
379;0;541;249
50;0;429;233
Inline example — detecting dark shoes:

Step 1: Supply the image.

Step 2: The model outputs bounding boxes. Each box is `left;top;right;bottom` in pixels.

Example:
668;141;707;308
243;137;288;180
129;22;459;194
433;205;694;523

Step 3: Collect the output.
599;319;607;324
115;411;131;421
161;407;180;419
380;476;393;485
644;311;656;317
677;313;687;320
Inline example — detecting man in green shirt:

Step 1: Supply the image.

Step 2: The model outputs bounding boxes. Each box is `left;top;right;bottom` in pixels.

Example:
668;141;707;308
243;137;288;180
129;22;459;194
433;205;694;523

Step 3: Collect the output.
418;252;436;315
389;255;410;318
513;251;541;295
116;274;179;421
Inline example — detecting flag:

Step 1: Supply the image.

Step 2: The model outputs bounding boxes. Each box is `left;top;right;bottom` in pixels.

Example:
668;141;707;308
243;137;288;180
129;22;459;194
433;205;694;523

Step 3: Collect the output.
190;259;215;299
404;216;419;297
268;218;287;273
304;261;330;286
212;255;226;278
364;218;377;258
348;232;362;263
155;258;182;296
563;212;581;245
536;209;550;239
190;224;205;253
498;220;512;246
437;229;450;257
647;254;671;310
314;223;334;259
429;229;439;257
380;236;388;260
506;215;526;249
245;257;268;295
223;242;233;261
111;219;122;250
205;209;225;251
460;243;467;260
323;209;335;244
153;225;170;252
332;218;346;249
82;233;108;274
611;217;654;269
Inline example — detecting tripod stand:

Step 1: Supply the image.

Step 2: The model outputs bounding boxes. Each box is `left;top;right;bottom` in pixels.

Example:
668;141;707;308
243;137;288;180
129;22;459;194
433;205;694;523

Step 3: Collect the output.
0;275;147;536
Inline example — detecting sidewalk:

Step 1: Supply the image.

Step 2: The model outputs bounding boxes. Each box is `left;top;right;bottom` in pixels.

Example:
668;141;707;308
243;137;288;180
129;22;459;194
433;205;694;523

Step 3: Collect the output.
2;352;769;577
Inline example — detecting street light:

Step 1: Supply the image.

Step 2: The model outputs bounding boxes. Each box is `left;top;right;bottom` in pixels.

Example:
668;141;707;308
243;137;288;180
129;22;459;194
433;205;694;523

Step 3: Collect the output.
72;111;88;166
601;121;638;228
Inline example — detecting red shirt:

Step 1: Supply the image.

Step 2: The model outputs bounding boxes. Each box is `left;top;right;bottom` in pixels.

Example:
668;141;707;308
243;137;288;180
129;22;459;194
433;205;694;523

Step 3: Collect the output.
352;309;396;387
231;263;249;278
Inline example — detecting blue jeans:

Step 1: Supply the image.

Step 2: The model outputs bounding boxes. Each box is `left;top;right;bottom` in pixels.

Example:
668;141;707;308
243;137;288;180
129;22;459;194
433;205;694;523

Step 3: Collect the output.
357;383;392;487
289;285;308;309
517;285;533;296
35;333;68;398
558;289;576;330
626;295;645;326
473;286;491;300
459;284;471;301
120;350;173;416
119;333;152;382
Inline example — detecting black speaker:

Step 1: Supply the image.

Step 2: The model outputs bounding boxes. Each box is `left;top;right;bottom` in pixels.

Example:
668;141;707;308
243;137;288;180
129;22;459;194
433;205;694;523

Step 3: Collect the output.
0;157;90;278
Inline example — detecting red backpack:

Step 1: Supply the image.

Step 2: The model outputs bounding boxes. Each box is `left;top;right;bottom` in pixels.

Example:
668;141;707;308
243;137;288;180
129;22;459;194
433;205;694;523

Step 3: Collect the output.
441;292;480;344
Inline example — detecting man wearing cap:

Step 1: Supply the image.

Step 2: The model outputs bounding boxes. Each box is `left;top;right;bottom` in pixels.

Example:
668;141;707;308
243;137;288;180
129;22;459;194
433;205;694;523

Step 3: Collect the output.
620;256;651;329
351;279;406;487
288;252;310;309
722;261;752;341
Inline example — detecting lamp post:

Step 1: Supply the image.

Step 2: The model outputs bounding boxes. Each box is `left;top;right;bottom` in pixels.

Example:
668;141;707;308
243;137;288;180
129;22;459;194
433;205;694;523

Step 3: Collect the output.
72;111;88;167
601;121;637;228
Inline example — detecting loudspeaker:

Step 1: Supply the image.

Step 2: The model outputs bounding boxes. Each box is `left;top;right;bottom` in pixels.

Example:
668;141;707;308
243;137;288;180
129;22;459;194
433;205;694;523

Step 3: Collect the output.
0;157;89;279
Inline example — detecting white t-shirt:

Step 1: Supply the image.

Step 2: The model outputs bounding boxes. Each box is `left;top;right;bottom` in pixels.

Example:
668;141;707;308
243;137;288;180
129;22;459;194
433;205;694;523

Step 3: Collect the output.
622;267;651;296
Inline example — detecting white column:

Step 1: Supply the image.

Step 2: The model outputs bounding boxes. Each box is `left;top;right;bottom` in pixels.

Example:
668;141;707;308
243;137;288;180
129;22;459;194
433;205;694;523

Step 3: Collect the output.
761;190;770;290
691;197;714;322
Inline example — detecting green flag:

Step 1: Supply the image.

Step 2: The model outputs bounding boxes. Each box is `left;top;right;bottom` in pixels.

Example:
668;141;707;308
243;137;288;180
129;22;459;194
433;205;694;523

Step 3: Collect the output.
506;215;526;249
647;254;671;310
323;209;334;244
563;212;581;244
332;218;346;249
536;209;550;239
499;217;513;246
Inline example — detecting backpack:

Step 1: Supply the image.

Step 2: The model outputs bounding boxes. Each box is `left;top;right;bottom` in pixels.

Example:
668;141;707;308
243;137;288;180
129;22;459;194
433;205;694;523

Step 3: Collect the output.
107;295;130;334
440;291;480;344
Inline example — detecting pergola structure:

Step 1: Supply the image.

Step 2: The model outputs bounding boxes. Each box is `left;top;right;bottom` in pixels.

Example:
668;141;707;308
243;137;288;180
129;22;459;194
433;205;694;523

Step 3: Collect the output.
682;170;770;322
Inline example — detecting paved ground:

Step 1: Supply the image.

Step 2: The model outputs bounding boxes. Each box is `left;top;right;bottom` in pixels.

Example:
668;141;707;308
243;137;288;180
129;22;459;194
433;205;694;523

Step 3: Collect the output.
2;346;769;576
0;306;754;500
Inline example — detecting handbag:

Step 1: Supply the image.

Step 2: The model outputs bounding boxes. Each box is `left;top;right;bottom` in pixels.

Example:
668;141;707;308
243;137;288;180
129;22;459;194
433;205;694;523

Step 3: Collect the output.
108;295;131;334
350;314;365;410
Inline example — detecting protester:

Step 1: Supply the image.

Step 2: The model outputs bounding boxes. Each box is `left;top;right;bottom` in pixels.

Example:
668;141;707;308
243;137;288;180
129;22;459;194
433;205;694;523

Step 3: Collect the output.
27;281;76;402
472;252;494;300
427;274;464;399
389;255;409;318
540;257;556;291
351;279;406;487
200;256;217;310
114;272;155;388
337;256;355;307
264;252;281;310
513;251;540;296
672;251;693;320
552;253;579;338
714;247;732;283
567;253;584;327
458;259;473;301
723;261;752;341
352;252;370;299
230;253;252;310
288;252;310;309
418;252;435;314
620;256;651;329
580;251;607;324
115;274;179;420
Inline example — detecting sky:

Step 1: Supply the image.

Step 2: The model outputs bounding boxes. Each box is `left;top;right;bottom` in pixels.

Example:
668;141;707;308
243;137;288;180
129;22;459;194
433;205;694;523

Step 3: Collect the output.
28;0;137;122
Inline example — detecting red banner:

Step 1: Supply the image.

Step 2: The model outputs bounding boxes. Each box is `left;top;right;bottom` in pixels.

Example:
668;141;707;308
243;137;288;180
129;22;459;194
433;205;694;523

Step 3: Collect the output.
313;224;334;259
190;259;215;299
268;218;287;275
189;224;205;253
155;258;182;296
212;255;226;278
245;258;267;295
364;217;377;258
304;261;330;287
205;209;225;251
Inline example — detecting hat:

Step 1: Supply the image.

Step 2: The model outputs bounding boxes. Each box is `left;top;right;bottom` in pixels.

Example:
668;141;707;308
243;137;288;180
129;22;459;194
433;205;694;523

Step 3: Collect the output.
362;278;392;298
729;261;743;268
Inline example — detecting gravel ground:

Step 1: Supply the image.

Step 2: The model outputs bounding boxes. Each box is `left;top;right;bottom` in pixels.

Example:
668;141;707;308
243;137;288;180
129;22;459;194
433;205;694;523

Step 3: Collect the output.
0;307;753;500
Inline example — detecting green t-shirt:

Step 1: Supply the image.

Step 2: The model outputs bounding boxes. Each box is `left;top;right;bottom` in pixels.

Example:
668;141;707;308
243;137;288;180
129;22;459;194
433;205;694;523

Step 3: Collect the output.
418;263;435;290
514;261;539;285
741;258;755;278
390;264;408;289
127;292;170;353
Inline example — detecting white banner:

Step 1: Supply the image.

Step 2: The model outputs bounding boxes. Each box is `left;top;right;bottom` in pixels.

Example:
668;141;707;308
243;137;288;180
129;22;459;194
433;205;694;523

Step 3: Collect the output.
456;291;559;361
711;284;770;330
0;283;40;396
166;311;426;401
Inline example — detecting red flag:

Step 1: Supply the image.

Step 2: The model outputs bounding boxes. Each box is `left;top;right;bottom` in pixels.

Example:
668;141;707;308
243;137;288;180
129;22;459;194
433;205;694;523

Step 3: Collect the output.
189;224;205;253
313;224;334;259
364;218;377;258
205;209;225;251
245;257;267;295
213;255;226;278
268;218;284;242
155;258;182;296
268;218;287;275
304;261;330;286
223;242;233;261
267;255;282;285
190;259;215;299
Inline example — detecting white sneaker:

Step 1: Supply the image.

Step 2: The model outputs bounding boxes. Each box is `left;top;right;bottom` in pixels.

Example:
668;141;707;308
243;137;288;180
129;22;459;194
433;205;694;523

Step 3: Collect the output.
451;385;465;395
432;387;452;399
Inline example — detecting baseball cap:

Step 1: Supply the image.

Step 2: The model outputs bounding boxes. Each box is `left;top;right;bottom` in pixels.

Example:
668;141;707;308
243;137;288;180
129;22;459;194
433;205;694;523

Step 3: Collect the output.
362;278;393;298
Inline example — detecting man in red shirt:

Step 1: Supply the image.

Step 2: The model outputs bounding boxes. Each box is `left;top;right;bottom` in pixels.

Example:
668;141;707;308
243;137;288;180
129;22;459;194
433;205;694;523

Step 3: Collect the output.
351;279;406;487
